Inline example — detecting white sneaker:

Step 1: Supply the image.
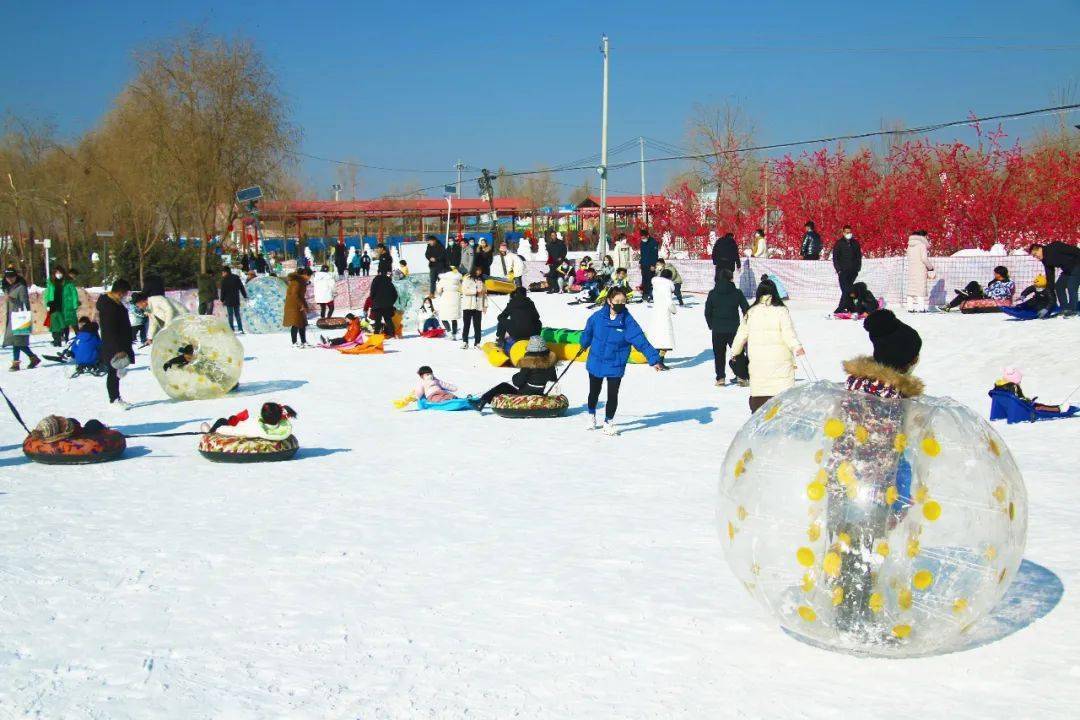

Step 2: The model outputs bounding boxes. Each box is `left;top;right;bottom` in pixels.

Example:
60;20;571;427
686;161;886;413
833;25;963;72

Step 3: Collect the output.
111;399;131;410
602;421;619;436
585;414;598;430
299;343;312;349
461;342;469;349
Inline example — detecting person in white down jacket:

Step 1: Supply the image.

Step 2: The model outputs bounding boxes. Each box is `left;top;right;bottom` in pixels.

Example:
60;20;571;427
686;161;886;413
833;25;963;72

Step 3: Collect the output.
435;269;463;340
730;278;804;413
904;230;935;313
649;269;677;369
311;265;337;318
493;242;526;286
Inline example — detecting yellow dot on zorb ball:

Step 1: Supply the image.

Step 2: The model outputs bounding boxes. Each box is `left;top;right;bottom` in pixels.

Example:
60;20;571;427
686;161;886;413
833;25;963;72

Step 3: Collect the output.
837;462;856;486
988;438;1000;456
993;486;1007;504
894;433;907;452
801;573;815;592
807;523;821;542
823;552;842;577
1009;502;1016;520
734;459;745;478
742;448;754;463
869;593;884;613
727;522;736;541
899;588;913;610
806;480;826;501
798;606;817;622
923;501;942;522
764;404;780;421
836;532;851;550
913;570;934;590
824;418;846;439
907;538;920;558
885;486;899;505
876;541;890;557
855;425;869;444
796;547;816;567
921;435;941;457
953;598;968;614
892;624;912;639
832;587;845;606
737;506;748;521
814;449;824;465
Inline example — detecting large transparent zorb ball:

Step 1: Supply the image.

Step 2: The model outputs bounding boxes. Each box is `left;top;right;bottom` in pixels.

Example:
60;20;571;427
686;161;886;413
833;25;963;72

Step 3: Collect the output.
241;275;287;334
718;381;1027;657
150;315;243;400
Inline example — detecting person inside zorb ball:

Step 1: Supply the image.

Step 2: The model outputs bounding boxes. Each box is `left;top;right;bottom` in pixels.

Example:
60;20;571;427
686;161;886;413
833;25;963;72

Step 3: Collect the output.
718;310;1027;657
150;315;243;400
240;275;288;334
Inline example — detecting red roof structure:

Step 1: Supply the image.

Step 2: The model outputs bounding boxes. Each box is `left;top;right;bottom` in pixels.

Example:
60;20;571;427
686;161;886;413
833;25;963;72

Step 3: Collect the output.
258;198;531;221
576;195;665;212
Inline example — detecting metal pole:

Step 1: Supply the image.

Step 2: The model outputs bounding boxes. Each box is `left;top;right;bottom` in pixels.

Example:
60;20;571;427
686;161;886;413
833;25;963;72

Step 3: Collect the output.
455;160;464;199
445;196;453;247
598;35;610;259
639;136;646;220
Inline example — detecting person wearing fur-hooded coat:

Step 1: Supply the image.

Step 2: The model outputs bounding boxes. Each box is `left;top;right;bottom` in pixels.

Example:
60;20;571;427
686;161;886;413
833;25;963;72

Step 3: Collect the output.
472;335;559;410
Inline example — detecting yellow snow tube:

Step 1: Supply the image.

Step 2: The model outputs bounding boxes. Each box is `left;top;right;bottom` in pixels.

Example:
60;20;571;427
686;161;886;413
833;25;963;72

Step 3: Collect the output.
481;341;512;367
546;342;645;364
485;277;516;295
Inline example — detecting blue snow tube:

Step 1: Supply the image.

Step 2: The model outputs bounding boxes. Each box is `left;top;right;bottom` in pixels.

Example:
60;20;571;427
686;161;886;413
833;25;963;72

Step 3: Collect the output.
417;396;476;412
1000;305;1060;321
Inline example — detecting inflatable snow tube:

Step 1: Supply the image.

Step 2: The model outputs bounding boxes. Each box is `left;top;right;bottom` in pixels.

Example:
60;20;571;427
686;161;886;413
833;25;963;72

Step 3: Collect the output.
539;327;646;364
315;317;348;329
420;328;446;338
338;334;385;354
23;429;126;465
481;341;513;367
961;298;1013;314
528;281;549;293
485;277;516;295
1000;305;1060;321
416;396;476;412
198;433;299;463
490;393;570;419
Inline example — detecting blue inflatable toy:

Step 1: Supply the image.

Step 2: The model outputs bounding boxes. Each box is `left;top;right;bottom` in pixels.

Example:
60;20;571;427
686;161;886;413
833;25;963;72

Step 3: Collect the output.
417;396;476;412
989;389;1079;424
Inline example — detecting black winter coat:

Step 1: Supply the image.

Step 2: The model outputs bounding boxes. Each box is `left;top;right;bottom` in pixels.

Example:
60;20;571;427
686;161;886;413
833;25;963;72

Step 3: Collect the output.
704;279;750;333
377;252;393;275
801;231;823;260
711;234;741;270
1041;241;1080;302
832;236;863;274
511;366;558;395
547;239;567;264
334;243;347;270
497;296;542;340
446;243;462;269
96;294;133;364
370;274;398;310
427;243;449;274
219;272;248;306
475;249;493;275
849;282;878;314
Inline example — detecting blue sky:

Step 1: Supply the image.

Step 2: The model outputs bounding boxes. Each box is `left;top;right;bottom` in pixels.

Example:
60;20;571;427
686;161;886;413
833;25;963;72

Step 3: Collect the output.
2;0;1078;199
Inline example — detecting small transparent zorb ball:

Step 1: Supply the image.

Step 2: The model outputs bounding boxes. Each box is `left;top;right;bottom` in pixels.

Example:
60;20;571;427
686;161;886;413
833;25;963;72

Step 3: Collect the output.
150;315;243;401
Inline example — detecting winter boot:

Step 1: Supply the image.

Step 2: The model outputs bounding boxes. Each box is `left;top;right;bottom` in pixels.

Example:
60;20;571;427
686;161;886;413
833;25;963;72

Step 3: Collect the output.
9;361;19;372
27;355;41;369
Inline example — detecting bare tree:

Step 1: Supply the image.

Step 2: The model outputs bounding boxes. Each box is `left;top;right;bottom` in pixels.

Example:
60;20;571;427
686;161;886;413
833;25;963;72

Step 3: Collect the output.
519;168;559;210
685;102;759;219
566;176;593;205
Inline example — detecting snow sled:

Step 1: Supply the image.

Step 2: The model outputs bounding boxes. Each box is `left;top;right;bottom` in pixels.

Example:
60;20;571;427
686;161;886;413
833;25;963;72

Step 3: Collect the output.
528;281;549;293
419;328;446;339
960;298;1012;314
23;427;126;465
988;389;1079;424
198;432;299;462
484;277;516;295
315;317;348;329
490;393;570;419
833;299;886;320
338;334;385;355
1000;305;1061;321
416;396;476;412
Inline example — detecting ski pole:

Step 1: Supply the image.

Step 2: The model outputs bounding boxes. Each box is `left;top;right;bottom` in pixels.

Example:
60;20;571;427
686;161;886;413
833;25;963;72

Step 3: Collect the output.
543;347;585;397
1058;381;1080;407
0;386;30;434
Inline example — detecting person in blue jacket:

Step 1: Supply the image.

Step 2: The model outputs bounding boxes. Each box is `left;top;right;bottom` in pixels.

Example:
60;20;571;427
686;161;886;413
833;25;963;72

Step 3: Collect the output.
579;286;662;435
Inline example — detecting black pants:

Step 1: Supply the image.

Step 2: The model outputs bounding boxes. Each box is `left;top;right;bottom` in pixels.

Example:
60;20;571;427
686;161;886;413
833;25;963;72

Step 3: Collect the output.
750;396;771;413
1056;272;1080;312
674;283;684;305
479;382;520;407
106;366;121;402
587;373;623;421
711;330;736;381
290;326;308;344
373;308;395;337
361;267;370;276
199;301;214;315
319;302;334;318
327;336;349;346
225;304;243;332
131;319;147;344
835;271;858;313
462;309;482;345
546;266;562;292
640;266;655;301
429;270;439;295
441;319;458;337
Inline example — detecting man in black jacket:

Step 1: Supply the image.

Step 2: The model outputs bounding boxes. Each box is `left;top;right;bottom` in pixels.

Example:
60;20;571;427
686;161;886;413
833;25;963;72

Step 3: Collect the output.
333;241;347;277
425;235;448;294
800;221;823;260
832;225;863;313
219;267;248;334
711;232;741;278
1029;242;1080;317
369;270;399;337
496;287;543;345
545;231;568;293
376;244;393;276
704;268;750;386
96;279;134;408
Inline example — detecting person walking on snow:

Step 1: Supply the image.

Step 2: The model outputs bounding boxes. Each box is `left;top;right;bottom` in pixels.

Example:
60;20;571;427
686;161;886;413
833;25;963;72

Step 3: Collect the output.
904;230;934;313
730;278;804;413
800;221;823;260
334;241;347;278
1028;241;1080;317
369;270;399;338
359;250;371;276
613;234;633;274
832;224;863;314
435;268;462;340
44;265;80;346
579;287;662;435
219;266;248;332
649;269;677;370
283;268;312;347
711;231;741;278
3;268;41;371
705;268;750;387
459;267;487;348
96;279;134;406
639;230;660;302
312;265;337;318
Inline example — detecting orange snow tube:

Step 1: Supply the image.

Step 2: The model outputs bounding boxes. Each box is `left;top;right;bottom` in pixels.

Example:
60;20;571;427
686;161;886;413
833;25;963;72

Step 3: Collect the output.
339;334;385;354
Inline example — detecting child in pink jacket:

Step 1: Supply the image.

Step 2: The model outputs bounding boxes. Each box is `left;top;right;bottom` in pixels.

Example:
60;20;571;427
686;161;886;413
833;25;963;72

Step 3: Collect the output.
414;365;458;403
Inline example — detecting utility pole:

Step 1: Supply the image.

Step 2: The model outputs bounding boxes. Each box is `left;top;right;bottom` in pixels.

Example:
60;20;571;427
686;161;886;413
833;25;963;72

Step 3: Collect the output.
639;136;647;220
455;160;464;199
331;183;342;202
597;34;610;258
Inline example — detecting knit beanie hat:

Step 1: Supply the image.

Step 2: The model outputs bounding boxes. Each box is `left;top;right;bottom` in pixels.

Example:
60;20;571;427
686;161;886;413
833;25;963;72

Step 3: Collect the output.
864;310;922;371
33;415;78;443
525;335;548;355
1002;367;1023;385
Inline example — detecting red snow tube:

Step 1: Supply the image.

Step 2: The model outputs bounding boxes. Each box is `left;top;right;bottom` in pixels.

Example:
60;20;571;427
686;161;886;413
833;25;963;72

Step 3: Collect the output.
961;298;1013;314
316;317;348;329
420;328;447;338
23;429;127;465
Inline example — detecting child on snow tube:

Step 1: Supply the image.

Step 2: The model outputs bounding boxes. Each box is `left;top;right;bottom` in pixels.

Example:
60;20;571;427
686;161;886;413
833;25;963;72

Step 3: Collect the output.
394;366;474;410
199;402;299;461
416;298;445;338
472;335;560;411
1015;274;1052;314
319;313;362;347
990;367;1066;414
943;266;1016;312
23;414;125;464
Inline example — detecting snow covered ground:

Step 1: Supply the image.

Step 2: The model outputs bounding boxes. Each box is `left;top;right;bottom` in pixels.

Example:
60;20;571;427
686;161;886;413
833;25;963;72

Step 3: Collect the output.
1;292;1078;718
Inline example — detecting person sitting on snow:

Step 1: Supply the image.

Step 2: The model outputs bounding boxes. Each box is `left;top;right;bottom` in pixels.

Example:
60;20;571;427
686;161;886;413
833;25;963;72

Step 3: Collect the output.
942;266;1015;311
471;335;559;411
70;319;104;377
555;258;576;293
416;297;441;335
202;402;296;440
394;366;460;409
320;313;363;347
846;282;879;316
580;268;602;304
1016;274;1052;313
991;367;1062;413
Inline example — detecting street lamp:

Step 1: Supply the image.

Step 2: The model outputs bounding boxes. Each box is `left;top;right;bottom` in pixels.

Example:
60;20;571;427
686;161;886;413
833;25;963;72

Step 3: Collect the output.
331;183;342;202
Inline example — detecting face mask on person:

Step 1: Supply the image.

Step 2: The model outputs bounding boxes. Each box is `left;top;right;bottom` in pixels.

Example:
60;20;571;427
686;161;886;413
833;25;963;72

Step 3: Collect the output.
844;232;853;240
611;302;627;314
54;273;62;280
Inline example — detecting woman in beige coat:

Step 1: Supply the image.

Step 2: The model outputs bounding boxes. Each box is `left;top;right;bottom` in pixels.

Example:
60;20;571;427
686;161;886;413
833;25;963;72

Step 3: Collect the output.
730;279;804;412
904;231;934;312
